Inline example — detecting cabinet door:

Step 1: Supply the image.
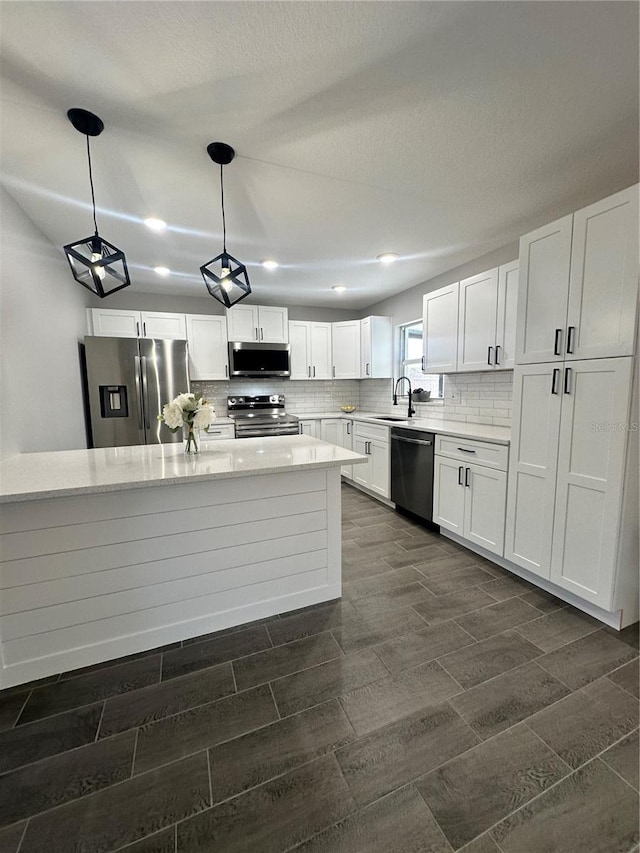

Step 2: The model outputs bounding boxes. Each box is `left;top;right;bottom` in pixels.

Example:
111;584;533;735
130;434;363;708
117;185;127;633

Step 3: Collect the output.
504;364;562;578
226;305;259;342
310;323;332;379
457;269;499;371
367;439;390;499
339;420;354;480
89;308;140;338
352;436;370;488
258;306;288;343
566;185;638;361
289;321;311;380
299;420;319;439
433;455;465;535
332;321;361;379
515;215;572;364
140;312;187;339
463;464;507;557
185;315;228;381
320;419;340;445
495;261;519;370
550;358;633;608
360;317;372;378
362;316;392;378
423;283;459;373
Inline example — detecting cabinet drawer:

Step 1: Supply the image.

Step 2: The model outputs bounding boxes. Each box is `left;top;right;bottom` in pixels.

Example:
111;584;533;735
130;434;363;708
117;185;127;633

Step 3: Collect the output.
354;421;390;442
435;435;509;471
200;425;235;441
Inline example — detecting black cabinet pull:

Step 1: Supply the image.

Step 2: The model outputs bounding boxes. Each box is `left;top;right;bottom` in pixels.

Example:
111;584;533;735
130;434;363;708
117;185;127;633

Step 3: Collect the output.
567;326;575;354
495;345;501;365
563;367;572;394
136;322;140;336
487;346;493;365
313;366;316;377
551;368;560;395
553;328;562;356
465;467;471;487
457;447;476;453
143;322;147;337
346;422;351;435
458;465;464;485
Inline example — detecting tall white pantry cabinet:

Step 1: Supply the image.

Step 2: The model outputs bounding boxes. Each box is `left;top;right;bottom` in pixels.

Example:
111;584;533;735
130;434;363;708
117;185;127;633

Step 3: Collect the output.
505;184;639;628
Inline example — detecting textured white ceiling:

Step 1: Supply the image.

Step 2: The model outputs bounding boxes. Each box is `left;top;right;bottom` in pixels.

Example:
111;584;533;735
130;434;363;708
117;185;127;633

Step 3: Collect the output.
1;1;637;309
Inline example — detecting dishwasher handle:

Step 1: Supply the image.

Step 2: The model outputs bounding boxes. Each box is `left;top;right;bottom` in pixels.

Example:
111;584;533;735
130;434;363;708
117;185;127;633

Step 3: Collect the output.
391;435;432;447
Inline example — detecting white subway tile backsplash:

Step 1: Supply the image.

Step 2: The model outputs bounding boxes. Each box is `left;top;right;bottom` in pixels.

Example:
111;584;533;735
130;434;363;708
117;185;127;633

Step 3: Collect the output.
192;370;513;427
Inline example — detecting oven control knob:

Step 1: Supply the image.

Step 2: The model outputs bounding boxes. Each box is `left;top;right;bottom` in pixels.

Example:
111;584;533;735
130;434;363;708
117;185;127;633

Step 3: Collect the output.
229;398;236;404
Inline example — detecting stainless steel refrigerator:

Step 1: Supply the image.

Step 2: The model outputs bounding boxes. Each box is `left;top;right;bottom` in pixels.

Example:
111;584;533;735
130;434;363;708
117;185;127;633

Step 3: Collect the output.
84;336;190;448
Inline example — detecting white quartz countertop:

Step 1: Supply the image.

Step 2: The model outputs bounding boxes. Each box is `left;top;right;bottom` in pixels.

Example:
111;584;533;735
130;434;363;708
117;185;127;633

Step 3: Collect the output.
295;411;511;444
0;436;367;503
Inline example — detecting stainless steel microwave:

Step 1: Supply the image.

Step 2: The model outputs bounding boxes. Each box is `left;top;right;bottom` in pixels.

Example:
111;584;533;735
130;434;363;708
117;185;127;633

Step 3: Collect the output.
228;341;291;377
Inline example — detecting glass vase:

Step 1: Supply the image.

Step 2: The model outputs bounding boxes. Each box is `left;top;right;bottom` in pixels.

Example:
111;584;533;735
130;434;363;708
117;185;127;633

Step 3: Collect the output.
183;424;199;454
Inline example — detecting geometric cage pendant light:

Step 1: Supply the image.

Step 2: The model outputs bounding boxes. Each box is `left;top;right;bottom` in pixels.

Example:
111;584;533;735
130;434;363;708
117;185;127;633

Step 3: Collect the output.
199;142;252;308
63;108;131;298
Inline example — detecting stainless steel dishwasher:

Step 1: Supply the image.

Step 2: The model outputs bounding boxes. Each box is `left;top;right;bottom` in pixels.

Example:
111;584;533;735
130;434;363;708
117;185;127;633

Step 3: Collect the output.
390;427;435;524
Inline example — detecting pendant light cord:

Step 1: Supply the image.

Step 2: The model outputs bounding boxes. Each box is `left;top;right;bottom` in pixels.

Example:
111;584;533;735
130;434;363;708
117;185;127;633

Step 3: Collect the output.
86;135;98;235
220;163;227;254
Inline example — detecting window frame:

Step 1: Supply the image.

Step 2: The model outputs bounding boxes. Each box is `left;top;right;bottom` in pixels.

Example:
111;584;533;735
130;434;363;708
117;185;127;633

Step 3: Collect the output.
398;320;444;399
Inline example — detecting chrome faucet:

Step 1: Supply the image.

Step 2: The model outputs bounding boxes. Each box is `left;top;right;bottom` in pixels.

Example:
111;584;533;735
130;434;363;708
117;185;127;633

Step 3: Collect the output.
393;376;415;418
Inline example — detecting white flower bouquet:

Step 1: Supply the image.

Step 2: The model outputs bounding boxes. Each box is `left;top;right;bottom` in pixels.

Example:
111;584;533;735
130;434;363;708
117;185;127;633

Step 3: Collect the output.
158;392;215;453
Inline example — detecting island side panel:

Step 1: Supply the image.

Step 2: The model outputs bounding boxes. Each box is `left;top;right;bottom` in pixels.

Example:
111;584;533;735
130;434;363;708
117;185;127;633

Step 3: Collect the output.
0;468;342;689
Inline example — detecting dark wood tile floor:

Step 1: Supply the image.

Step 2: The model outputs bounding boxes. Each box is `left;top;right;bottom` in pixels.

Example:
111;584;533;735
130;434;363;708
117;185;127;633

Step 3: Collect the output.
1;484;638;853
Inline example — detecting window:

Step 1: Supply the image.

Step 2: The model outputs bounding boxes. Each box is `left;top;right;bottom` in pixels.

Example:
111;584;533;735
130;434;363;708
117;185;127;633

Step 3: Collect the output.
399;321;444;398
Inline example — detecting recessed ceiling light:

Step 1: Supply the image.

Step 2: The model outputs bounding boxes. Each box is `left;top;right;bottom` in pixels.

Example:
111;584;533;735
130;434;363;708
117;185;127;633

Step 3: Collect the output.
154;266;170;277
144;217;167;232
261;259;279;270
332;284;347;293
376;252;399;264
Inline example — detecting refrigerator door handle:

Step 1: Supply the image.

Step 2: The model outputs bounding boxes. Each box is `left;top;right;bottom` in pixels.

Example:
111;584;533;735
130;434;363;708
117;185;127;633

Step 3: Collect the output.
140;356;151;428
134;356;144;429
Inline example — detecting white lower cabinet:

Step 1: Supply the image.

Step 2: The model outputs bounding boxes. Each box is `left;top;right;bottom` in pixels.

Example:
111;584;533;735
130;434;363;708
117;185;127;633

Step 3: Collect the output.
352;422;390;499
338;419;354;480
299;420;320;438
320;419;340;445
506;357;635;613
434;454;507;557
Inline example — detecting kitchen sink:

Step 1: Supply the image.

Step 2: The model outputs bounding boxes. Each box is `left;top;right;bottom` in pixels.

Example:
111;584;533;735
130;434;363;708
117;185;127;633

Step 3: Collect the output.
370;416;408;422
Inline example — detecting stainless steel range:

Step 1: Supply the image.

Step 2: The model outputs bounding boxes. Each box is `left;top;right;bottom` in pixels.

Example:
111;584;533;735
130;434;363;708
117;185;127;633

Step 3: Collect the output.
227;394;300;438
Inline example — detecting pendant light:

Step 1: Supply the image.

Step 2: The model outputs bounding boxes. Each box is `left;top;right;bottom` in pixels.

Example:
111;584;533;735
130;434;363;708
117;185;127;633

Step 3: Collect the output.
63;108;131;298
200;142;251;308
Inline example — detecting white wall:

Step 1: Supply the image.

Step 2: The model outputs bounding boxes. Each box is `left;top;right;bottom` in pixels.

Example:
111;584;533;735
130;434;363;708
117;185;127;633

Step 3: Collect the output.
361;242;519;325
0;187;91;458
95;289;354;324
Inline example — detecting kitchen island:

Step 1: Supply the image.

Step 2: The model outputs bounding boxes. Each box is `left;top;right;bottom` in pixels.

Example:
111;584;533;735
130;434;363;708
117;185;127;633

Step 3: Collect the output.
0;436;367;688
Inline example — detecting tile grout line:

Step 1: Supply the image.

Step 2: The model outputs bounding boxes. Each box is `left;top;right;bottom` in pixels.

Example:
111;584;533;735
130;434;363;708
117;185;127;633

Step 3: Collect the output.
267;681;281;719
130;728;139;778
11;689;33;728
94;700;106;742
14;818;29;853
206;746;213;807
521;722;574;773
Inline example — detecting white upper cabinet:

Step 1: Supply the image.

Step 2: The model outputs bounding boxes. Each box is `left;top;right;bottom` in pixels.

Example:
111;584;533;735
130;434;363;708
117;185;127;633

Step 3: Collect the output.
495;260;519;369
516;184;638;366
457;269;499;371
515;215;573;364
550;357;633;609
226;305;288;343
88;308;141;338
140;311;187;340
332;320;361;379
360;316;392;378
288;321;332;380
289;321;311;380
88;309;186;339
423;283;459;373
185;314;228;381
310;323;332;379
565;185;638;361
